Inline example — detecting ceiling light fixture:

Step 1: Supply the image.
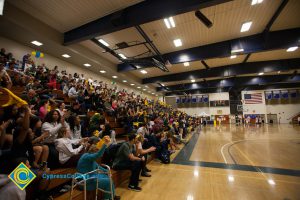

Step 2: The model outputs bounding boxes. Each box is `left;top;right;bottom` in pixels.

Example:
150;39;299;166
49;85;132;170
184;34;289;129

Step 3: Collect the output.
191;79;196;83
258;72;264;76
277;71;281;74
195;10;213;28
184;62;190;66
98;39;109;47
137;86;141;89
99;70;106;73
130;83;135;86
152;93;155;95
118;53;127;59
230;55;237;59
173;39;182;47
122;80;127;82
161;83;165;86
112;76;118;79
140;70;148;74
62;54;71;58
268;179;276;185
143;88;146;91
164;17;175;29
251;0;263;5
287;46;298;52
241;21;252;32
31;40;43;46
83;63;91;67
145;86;149;88
231;48;244;53
228;176;235;182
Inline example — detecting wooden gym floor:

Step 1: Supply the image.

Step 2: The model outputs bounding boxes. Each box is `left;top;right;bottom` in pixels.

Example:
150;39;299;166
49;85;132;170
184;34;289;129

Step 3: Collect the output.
116;124;300;200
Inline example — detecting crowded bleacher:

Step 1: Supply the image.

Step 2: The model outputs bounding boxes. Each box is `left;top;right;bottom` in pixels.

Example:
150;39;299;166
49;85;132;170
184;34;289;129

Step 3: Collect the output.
0;48;200;200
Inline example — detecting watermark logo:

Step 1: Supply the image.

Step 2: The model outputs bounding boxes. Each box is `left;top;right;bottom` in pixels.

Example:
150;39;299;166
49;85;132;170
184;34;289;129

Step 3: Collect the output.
8;162;36;190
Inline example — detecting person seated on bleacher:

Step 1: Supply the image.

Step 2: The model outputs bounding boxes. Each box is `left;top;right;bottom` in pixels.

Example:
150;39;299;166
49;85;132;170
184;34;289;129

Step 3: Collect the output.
77;136;121;200
0;62;12;89
41;110;69;168
68;83;78;99
100;124;117;145
55;127;88;167
29;116;49;168
38;99;49;120
68;114;84;140
134;134;156;177
112;134;143;192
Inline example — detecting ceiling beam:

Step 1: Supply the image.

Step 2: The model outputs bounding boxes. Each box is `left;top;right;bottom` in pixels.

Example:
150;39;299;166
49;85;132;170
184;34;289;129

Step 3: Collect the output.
118;28;300;72
64;0;232;45
157;74;300;92
143;58;300;84
263;0;289;33
164;82;300;96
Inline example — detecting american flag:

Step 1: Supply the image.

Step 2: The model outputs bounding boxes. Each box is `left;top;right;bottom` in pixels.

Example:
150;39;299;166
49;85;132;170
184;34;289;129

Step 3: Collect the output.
244;93;263;104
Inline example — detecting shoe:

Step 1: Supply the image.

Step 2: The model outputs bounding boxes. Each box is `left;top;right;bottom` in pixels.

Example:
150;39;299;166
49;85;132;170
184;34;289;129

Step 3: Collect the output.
128;185;142;192
114;195;121;200
145;167;151;172
141;172;151;177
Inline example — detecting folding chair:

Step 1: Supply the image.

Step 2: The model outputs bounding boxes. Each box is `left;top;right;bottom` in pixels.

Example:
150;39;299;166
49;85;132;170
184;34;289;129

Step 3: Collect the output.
70;164;114;200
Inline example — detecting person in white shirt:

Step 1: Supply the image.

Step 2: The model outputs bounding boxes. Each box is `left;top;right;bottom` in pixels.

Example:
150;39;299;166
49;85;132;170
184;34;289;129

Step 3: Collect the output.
68;84;78;99
41;110;70;168
55;127;89;167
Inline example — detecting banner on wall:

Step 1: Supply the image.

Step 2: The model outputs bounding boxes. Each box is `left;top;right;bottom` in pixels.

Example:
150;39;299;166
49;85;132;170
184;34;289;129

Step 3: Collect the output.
265;91;272;100
192;96;197;103
273;91;280;99
281;90;289;99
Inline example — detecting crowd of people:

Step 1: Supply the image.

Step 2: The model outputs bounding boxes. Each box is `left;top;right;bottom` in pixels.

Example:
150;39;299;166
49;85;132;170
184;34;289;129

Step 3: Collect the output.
0;48;200;200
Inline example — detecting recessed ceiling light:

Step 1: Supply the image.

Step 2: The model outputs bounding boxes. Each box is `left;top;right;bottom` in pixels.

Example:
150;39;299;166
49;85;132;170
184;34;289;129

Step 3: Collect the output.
164;17;175;29
268;179;276;185
228;176;235;182
137;86;141;89
191;79;196;83
155;94;158;96
145;86;149;88
231;48;244;53
143;88;146;91
112;76;118;79
287;46;298;52
84;63;91;67
62;54;71;58
123;80;127;82
183;62;190;66
161;83;165;86
251;0;263;5
130;83;135;86
173;39;182;47
258;72;264;75
31;40;43;46
277;71;281;74
152;93;155;95
230;55;237;59
118;53;127;59
98;39;109;47
140;70;148;74
241;21;252;32
99;70;106;73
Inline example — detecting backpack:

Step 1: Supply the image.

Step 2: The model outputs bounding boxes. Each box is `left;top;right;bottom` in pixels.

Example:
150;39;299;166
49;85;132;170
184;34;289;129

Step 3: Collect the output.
101;142;124;166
